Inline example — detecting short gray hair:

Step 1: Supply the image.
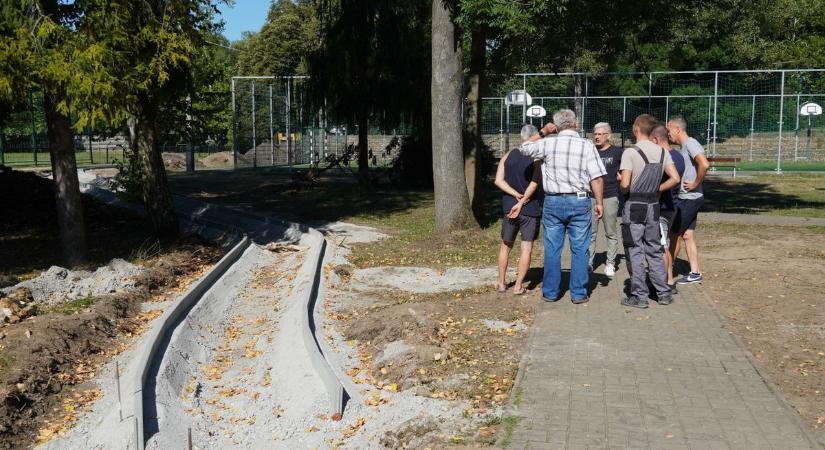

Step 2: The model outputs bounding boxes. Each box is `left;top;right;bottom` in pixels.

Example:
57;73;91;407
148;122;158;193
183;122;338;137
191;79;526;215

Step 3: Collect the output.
553;109;577;131
668;115;687;131
520;124;538;141
593;122;611;133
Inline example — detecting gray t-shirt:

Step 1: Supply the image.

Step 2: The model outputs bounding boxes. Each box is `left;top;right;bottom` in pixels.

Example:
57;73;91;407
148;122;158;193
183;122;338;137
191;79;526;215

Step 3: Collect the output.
677;137;705;200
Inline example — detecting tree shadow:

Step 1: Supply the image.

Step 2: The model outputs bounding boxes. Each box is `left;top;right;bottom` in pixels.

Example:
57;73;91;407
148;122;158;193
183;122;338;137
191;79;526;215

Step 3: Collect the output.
702;178;825;214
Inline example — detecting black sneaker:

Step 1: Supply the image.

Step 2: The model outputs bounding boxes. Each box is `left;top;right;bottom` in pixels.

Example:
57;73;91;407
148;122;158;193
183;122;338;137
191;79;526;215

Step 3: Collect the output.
571;297;589;304
667;283;678;295
676;272;703;284
657;294;674;306
621;296;649;309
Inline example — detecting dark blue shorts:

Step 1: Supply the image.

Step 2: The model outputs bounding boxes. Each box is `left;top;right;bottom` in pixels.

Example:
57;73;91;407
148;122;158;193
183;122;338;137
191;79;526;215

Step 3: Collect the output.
672;197;704;235
502;215;540;243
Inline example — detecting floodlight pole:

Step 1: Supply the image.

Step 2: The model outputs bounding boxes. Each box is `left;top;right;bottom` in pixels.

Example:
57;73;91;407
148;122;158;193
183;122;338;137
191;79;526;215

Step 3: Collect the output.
269;83;274;166
793;93;800;161
776;70;785;173
749;95;756;161
231;78;237;169
712;71;718;157
251;80;257;168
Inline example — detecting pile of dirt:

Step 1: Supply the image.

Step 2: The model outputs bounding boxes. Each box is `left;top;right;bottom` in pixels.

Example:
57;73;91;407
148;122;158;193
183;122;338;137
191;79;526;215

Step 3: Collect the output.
161;152;186;171
0;243;222;449
200;151;233;168
2;259;143;305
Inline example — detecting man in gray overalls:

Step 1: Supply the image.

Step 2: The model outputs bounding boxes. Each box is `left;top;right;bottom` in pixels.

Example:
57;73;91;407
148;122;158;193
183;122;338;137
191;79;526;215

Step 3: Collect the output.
618;114;681;308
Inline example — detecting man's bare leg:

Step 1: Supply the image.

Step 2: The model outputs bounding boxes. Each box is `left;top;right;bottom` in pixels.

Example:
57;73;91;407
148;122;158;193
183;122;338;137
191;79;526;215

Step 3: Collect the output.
667;232;679;284
497;241;514;290
682;229;700;274
514;241;534;291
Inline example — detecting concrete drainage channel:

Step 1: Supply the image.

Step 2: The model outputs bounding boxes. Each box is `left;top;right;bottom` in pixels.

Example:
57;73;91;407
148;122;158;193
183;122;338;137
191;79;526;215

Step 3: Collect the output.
72;187;352;450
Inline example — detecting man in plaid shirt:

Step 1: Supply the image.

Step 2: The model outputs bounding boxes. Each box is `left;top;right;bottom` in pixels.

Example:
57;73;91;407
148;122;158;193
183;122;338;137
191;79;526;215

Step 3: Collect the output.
519;109;606;304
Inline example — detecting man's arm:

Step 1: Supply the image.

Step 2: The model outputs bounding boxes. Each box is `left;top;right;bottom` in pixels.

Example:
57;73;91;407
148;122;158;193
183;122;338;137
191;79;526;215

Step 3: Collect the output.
685;152;710;191
508;161;542;218
494;150;523;199
590;176;604;219
619;169;632;192
660;163;680;192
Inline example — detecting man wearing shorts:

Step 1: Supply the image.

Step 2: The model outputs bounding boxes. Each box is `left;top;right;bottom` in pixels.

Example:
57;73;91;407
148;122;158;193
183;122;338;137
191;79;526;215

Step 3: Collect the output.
495;124;543;294
650;125;684;293
666;116;710;284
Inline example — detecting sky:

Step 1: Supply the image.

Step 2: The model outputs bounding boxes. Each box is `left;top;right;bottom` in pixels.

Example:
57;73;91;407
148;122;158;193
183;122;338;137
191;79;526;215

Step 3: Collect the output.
219;0;271;42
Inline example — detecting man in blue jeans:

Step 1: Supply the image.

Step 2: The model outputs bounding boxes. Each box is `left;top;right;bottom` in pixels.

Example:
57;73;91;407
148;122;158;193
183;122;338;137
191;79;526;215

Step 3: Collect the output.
520;109;607;304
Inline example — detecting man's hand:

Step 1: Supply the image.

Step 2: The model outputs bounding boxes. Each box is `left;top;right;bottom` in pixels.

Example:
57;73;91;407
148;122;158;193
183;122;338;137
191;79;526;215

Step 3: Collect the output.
541;123;559;136
593;203;603;219
683;180;699;192
507;202;522;219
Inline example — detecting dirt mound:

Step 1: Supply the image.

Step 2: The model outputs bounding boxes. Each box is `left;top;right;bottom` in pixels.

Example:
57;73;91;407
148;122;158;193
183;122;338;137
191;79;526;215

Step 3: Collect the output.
162;152;186;171
2;259;143;305
200;151;233;168
0;243;222;449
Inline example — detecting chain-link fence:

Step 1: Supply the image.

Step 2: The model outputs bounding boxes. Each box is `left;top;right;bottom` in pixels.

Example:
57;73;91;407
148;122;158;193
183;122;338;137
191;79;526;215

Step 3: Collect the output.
230;76;408;169
480;69;825;168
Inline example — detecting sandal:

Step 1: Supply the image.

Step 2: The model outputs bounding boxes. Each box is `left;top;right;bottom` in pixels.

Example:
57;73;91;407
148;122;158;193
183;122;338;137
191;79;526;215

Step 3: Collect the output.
496;283;507;293
513;287;527;295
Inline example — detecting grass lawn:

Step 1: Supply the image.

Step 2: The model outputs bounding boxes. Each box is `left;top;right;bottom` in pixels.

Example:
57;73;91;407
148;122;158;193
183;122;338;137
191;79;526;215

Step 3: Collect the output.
703;173;825;217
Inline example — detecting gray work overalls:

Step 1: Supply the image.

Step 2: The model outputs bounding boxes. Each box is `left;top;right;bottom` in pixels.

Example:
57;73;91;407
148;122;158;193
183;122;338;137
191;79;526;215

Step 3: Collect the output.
621;146;670;300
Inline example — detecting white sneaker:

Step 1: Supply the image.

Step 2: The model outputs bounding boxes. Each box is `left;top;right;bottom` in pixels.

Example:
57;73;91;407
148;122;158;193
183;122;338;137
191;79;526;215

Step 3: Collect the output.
604;264;615;277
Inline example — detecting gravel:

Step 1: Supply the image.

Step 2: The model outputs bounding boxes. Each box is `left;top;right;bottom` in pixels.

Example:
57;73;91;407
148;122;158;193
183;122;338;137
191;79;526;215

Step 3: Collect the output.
2;259;142;305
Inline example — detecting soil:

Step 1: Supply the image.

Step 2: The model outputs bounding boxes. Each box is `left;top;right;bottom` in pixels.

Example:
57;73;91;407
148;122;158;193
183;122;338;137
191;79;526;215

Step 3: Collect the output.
696;223;825;444
0;166;163;283
0;224;222;448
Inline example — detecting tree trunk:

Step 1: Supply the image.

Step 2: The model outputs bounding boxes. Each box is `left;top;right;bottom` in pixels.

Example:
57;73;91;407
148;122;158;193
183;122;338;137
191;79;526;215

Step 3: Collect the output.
464;28;486;221
357;108;369;189
135;95;178;237
431;0;475;232
43;88;87;265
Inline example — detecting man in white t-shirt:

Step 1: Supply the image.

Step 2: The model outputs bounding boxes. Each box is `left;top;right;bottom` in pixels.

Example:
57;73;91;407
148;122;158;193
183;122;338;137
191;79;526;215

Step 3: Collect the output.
666;116;710;285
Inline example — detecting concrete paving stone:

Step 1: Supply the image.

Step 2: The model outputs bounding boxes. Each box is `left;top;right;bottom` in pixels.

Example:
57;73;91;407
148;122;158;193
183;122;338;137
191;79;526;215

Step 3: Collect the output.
524;441;565;450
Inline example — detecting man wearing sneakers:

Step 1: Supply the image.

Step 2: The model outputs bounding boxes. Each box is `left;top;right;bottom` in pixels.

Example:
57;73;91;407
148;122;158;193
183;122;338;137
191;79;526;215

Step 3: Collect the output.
619;115;680;308
666;116;710;285
589;122;623;278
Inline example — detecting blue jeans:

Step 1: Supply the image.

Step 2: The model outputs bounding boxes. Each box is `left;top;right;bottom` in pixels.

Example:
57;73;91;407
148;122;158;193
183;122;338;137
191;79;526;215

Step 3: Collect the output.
542;195;592;300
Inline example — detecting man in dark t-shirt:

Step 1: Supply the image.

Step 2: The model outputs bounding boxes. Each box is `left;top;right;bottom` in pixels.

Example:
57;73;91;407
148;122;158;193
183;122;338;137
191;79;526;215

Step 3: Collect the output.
651;125;684;293
589;122;624;277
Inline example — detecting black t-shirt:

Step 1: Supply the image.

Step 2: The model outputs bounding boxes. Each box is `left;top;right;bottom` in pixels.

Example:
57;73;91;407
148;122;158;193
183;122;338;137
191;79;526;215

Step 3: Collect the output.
597;145;623;198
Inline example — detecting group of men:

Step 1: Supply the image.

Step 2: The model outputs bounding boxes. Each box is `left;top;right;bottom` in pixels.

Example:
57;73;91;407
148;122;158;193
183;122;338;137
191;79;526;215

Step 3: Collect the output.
495;108;709;308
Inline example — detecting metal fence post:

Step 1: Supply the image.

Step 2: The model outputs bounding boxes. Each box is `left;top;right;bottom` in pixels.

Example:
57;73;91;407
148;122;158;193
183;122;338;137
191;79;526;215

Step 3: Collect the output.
712;71;718;157
522;74;527;122
665;96;670;122
706;97;712;149
794;93;800;160
0;127;4;165
88;129;94;164
231;77;237;169
29;90;37;166
286;77;292;168
269;83;274;166
749;95;756;161
776;70;785;173
251;80;257;168
499;98;504;155
582;76;588;135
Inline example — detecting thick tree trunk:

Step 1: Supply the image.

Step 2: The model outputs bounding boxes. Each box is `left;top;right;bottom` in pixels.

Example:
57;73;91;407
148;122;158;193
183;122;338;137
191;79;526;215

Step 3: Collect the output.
135;95;178;238
357;109;369;189
43;89;87;265
464;28;486;220
431;0;475;232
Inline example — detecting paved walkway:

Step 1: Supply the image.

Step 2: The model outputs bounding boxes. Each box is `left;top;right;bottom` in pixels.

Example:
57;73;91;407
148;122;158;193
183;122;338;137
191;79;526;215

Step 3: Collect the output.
507;251;819;449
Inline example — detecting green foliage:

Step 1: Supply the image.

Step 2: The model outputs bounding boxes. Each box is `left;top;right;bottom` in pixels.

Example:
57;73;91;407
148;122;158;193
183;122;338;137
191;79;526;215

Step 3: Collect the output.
112;150;145;204
234;0;319;76
46;296;94;315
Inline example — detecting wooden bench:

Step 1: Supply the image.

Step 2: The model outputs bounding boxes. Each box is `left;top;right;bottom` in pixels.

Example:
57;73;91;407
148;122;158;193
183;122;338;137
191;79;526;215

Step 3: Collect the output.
707;156;741;177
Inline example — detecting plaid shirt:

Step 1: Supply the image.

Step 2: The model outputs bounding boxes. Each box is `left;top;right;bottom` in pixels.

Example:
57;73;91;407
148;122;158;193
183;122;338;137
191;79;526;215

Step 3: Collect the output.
519;130;607;194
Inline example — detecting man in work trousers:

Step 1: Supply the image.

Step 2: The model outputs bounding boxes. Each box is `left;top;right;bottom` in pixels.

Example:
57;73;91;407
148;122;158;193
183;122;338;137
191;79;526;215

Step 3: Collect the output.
619;115;680;308
589;122;623;277
666;116;710;285
520;109;606;304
